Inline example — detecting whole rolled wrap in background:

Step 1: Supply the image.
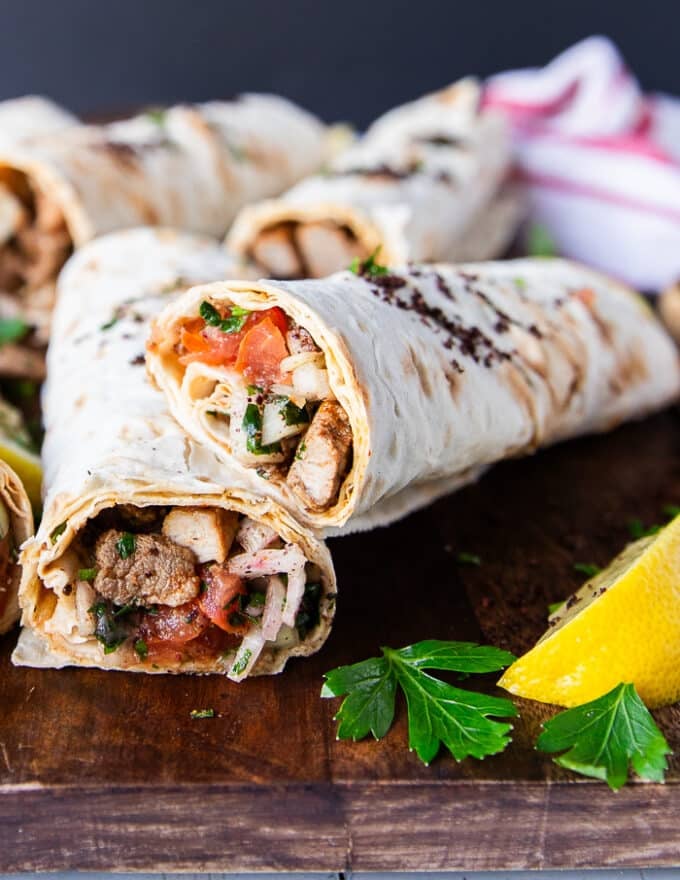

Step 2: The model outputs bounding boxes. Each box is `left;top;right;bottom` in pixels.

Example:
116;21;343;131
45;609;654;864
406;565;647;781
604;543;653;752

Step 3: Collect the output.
0;96;77;149
0;94;328;373
147;259;680;534
226;80;523;279
14;228;336;680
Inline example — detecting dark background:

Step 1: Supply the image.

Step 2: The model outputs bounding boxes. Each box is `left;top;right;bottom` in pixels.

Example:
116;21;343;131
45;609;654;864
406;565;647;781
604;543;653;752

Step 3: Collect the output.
0;0;677;126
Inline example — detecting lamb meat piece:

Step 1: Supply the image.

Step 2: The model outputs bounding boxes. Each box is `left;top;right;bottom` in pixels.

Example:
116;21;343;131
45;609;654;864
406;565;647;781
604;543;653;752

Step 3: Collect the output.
93;529;200;607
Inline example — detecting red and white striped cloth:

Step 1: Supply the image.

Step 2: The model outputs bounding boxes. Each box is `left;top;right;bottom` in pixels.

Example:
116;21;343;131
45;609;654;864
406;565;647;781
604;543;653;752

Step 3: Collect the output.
484;36;680;291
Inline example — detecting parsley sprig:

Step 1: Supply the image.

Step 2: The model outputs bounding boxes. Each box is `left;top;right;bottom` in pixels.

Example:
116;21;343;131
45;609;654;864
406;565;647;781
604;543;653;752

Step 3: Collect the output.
537;683;671;790
322;640;517;764
200;300;250;334
349;246;389;278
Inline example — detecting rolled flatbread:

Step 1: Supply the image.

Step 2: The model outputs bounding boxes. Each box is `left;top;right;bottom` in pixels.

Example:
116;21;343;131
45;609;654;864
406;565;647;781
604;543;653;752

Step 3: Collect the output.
226;80;523;279
0;96;77;149
14;228;336;679
0;94;327;364
147;259;680;534
0;396;35;633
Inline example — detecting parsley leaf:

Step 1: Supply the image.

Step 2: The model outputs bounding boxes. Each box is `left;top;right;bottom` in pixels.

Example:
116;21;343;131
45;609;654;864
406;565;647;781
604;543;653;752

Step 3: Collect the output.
537;682;671;791
628;518;661;539
0;317;28;347
547;600;565;615
527;223;558;257
456;551;481;566
322;640;516;764
116;532;136;559
50;521;67;544
78;567;97;582
573;562;601;578
663;504;679;519
190;708;215;719
349;246;389;277
199;299;250;334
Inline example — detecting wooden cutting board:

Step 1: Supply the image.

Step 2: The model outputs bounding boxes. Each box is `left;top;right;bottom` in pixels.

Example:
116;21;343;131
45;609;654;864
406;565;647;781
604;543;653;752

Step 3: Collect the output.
1;409;678;873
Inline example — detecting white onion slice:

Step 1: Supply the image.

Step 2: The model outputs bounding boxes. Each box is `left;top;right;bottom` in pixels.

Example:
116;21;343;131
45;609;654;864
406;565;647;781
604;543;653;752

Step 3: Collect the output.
261;400;307;446
262;575;286;640
292;363;332;400
281;562;306;627
228;629;267;682
280;351;324;373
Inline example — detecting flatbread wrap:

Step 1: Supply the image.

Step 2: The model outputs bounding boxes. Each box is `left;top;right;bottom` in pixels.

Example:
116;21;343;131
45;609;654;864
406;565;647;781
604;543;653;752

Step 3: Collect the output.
0;396;36;633
0;96;77;149
147;259;680;534
0;94;327;370
226;80;523;279
14;228;336;679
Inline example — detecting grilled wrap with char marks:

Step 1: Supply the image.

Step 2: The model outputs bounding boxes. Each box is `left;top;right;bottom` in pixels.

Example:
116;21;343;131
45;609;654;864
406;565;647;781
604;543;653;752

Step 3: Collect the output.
226;80;522;280
0;94;327;374
13;228;335;679
147;259;680;534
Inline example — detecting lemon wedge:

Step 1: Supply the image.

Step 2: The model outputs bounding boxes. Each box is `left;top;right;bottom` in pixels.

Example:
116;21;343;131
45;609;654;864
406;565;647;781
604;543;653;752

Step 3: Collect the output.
0;436;42;510
498;516;680;709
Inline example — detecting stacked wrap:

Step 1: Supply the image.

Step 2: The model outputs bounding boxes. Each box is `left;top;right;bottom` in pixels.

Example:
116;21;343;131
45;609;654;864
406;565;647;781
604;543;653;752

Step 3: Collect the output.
147;259;680;534
227;80;523;278
0;96;77;148
14;228;335;678
0;94;328;374
0;397;34;632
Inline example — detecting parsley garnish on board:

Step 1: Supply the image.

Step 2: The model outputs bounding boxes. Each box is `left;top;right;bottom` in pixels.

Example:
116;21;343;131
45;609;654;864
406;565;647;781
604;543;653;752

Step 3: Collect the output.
349;246;389;278
456;551;481;566
322;640;517;764
537;683;671;791
190;708;215;720
572;562;601;578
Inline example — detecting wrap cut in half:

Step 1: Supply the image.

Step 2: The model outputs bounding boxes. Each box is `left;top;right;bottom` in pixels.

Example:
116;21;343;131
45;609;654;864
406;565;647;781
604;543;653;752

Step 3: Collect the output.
14;228;336;680
0;421;34;633
147;259;680;535
226;79;523;280
0;94;327;373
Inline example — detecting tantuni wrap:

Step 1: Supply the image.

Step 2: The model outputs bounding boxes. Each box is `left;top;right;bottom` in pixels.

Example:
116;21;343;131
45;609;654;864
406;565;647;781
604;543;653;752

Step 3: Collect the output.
0;94;327;371
226;80;523;279
147;258;680;534
0;396;35;632
13;228;335;679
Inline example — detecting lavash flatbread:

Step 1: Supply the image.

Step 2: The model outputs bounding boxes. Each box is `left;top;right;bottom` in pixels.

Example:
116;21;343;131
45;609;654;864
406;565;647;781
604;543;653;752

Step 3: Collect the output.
0;457;34;634
14;228;335;678
0;94;328;368
226;80;523;278
147;260;680;534
0;96;77;149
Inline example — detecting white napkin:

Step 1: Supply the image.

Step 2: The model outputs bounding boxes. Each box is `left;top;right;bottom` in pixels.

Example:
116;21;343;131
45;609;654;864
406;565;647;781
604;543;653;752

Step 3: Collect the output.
484;36;680;290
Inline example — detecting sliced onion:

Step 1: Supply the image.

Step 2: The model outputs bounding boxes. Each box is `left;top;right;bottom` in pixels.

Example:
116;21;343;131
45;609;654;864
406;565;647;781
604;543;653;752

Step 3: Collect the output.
281;562;306;627
236;517;277;554
269;383;307;407
293;362;332;400
227;543;306;578
228;629;266;682
262;575;286;640
280;351;324;373
75;580;96;636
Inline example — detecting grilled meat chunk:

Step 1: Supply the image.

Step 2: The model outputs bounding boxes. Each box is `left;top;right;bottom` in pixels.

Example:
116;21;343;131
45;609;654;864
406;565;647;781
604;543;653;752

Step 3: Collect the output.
287;400;352;511
93;529;200;607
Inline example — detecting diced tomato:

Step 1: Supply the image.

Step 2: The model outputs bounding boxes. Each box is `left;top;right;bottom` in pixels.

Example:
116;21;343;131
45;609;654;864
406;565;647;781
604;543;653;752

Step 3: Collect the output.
139;600;210;653
235;316;290;386
198;565;250;635
177;306;290;381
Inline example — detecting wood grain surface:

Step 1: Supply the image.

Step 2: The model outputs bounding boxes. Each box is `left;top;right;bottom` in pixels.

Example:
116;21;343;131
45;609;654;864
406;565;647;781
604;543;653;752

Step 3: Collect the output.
0;408;678;872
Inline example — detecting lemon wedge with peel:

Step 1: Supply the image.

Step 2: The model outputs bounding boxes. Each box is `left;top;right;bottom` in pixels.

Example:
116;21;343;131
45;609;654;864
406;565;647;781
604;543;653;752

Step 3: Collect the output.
0;436;41;510
498;515;680;709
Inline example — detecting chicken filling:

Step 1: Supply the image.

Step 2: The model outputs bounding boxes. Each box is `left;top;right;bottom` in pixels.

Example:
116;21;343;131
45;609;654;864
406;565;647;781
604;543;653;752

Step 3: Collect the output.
177;300;353;513
0;169;72;358
57;504;324;679
249;220;367;279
